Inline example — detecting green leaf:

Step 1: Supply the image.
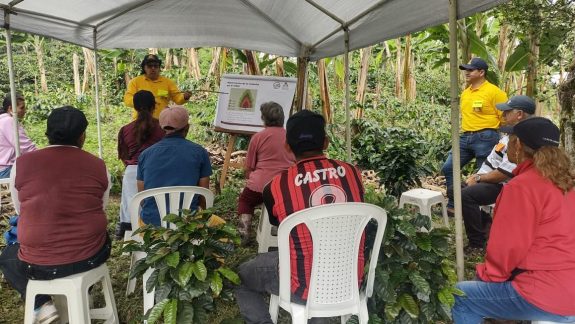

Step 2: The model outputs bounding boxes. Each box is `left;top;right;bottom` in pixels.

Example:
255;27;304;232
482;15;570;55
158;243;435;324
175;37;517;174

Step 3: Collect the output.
177;262;195;287
176;301;195;323
437;286;455;307
163;299;178;324
505;43;529;72
146;298;169;324
146;269;159;293
398;293;419;318
414;235;432;251
166;252;180;268
218;267;241;285
384;303;401;321
163;213;181;224
210;272;223;296
409;272;431;299
193;260;208;281
130;258;150;279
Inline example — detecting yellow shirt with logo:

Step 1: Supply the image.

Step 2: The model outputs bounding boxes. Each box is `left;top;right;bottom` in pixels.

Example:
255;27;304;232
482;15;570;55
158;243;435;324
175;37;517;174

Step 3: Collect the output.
123;75;187;119
460;81;508;132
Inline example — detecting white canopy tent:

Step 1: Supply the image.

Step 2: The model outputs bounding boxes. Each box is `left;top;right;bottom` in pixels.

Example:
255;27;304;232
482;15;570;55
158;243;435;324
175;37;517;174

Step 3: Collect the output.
1;0;508;279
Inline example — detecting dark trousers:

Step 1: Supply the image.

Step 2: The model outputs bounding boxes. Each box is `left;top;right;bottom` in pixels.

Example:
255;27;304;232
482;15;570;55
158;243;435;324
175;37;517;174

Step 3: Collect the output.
461;183;502;247
0;235;111;308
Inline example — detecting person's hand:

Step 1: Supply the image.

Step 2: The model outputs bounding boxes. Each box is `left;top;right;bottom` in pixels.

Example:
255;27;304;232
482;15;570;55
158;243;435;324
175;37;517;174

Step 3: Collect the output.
183;91;192;100
466;174;479;186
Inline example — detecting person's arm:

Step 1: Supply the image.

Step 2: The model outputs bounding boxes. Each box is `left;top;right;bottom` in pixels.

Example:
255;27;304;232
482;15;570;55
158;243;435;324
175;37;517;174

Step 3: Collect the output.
18;126;36;154
167;78;188;104
262;183;279;226
102;169;111;208
466;170;510;186
137;180;144;192
197;176;210;209
9;161;19;214
244;134;257;178
123;78;137;108
476;182;536;282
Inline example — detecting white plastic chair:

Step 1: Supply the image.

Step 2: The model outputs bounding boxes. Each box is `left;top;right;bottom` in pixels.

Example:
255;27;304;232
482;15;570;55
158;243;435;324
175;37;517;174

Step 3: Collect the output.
399;188;449;227
269;202;387;324
125;186;214;316
255;204;278;253
24;263;119;324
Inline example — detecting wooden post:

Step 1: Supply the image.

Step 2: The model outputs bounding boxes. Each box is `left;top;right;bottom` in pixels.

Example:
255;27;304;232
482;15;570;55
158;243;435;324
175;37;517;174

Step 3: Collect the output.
219;134;245;191
293;56;309;114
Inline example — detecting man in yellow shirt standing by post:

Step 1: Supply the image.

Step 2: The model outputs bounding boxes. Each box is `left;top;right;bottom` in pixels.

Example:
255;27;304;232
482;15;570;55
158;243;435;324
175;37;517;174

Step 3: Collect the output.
124;54;192;119
441;57;508;213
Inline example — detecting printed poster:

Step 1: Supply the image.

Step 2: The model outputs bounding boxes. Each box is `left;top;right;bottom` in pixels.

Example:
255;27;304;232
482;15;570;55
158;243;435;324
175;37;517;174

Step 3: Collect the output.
214;74;297;134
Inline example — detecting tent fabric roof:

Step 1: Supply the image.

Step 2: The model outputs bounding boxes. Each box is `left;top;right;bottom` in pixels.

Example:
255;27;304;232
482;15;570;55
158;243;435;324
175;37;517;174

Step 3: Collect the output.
0;0;505;60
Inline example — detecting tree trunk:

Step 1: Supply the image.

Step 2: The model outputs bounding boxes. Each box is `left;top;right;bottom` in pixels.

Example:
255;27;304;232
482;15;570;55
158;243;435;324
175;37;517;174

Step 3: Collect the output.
402;35;414;102
394;38;402;99
73;53;81;96
244;50;260;75
187;48;202;80
458;19;471;64
275;56;285;77
82;48;95;93
355;46;372;118
497;24;510;73
164;49;172;69
293;57;308;113
559;60;575;162
317;59;331;123
34;36;48;92
526;29;540;100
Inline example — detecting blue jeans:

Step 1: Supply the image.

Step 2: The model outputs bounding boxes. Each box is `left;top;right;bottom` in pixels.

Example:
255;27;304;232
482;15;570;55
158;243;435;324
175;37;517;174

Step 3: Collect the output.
441;129;498;208
0;165;12;179
452;280;575;323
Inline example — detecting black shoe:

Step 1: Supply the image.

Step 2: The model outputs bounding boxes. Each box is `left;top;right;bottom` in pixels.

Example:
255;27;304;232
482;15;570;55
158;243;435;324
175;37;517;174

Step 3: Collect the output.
114;222;132;240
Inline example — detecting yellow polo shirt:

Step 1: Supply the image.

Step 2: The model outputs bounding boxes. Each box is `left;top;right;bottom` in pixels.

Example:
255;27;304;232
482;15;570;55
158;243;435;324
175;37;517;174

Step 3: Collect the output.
460;81;508;132
123;75;187;119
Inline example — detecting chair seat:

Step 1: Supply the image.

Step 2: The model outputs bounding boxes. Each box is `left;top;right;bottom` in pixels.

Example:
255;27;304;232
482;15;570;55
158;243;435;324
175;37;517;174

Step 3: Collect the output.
24;263;118;324
399;188;449;227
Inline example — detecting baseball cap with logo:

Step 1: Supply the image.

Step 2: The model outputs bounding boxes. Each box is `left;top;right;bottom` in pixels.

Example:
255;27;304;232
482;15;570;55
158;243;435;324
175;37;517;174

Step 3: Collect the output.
459;57;489;71
286;110;326;155
499;117;560;150
496;95;536;115
159;105;189;134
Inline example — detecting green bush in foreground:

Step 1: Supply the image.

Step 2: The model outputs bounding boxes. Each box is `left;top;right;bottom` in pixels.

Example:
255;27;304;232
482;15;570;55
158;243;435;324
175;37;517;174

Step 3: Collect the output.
365;191;462;323
123;209;241;324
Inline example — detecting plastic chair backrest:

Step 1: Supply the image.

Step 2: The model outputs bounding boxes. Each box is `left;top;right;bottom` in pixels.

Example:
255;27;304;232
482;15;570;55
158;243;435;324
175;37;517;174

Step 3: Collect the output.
276;202;387;318
129;186;214;240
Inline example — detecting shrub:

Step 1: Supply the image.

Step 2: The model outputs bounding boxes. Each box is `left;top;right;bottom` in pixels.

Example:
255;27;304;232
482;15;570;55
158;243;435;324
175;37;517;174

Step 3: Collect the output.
123;209;241;324
352;119;427;197
365;191;462;323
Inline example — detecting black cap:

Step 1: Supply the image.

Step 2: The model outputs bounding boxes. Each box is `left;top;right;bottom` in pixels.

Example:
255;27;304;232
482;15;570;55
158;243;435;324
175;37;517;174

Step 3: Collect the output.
459;57;488;71
46;106;88;145
499;117;560;150
141;54;162;67
496;95;536;114
286;110;326;155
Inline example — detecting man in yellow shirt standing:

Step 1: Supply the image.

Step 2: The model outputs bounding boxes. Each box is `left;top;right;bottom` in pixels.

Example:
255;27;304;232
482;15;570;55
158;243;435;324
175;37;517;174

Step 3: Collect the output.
441;57;508;212
124;54;191;119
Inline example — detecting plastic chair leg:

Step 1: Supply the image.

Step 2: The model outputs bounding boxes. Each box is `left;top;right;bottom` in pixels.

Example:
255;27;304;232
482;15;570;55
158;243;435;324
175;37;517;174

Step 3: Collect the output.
143;268;155;315
290;303;307;324
268;294;279;324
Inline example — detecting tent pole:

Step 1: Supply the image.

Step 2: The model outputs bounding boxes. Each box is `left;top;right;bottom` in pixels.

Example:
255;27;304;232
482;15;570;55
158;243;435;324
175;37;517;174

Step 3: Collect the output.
448;0;464;280
344;28;351;162
4;10;21;157
93;29;103;158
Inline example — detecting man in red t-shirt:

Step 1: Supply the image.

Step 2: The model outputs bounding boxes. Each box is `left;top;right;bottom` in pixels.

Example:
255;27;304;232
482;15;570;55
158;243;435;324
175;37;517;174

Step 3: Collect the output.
235;110;365;324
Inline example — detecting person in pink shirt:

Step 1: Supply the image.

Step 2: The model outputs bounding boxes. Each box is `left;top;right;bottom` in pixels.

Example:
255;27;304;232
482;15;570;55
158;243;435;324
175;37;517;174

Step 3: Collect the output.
452;117;575;323
237;102;295;244
0;92;36;178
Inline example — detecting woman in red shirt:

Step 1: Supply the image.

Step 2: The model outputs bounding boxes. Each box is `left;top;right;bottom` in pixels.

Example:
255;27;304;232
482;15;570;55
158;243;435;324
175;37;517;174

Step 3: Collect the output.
452;117;575;323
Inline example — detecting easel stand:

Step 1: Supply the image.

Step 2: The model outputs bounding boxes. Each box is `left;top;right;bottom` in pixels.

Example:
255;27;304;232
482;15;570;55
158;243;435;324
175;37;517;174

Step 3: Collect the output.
220;134;244;190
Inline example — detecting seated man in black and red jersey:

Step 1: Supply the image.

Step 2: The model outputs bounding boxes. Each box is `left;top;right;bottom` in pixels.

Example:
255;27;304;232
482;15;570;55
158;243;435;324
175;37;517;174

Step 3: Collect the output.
234;110;365;324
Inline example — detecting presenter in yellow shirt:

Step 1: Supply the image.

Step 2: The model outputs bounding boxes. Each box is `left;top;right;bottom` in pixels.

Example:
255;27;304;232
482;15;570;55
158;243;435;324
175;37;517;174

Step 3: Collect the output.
441;57;508;211
123;54;191;119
